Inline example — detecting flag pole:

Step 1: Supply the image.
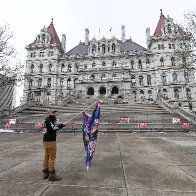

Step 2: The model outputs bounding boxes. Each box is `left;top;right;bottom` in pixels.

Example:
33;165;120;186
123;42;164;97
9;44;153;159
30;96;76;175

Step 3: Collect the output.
64;101;98;124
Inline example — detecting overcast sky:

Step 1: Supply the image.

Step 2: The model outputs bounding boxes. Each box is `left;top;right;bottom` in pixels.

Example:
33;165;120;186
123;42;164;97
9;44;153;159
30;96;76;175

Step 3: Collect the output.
0;0;195;106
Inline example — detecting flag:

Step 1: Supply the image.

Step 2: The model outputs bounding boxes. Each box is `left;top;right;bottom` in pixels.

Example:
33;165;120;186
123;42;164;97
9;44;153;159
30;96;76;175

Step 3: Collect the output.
82;102;100;170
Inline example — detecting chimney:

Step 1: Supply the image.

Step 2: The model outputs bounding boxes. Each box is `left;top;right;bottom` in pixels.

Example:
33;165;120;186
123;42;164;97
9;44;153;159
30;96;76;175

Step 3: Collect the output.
85;28;89;45
61;34;66;52
121;25;125;42
146;27;151;47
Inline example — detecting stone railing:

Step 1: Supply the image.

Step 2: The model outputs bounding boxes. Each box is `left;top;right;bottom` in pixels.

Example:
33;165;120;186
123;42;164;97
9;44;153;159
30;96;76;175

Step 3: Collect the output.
157;98;196;124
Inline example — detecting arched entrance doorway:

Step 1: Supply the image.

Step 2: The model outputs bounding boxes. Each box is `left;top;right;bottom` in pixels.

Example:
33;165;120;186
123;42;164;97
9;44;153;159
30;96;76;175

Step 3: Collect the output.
87;87;94;95
111;86;119;95
99;86;106;95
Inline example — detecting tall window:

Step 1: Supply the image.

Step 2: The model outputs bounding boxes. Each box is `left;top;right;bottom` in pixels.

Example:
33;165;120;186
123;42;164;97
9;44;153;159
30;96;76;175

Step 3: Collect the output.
92;45;96;54
112;61;117;68
67;78;71;88
112;43;116;53
68;64;72;72
30;64;34;73
47;78;51;87
160;57;164;66
138;60;142;69
139;75;143;86
171;56;175;66
130;60;134;69
102;61;106;68
29;79;33;88
161;72;166;83
147;75;151;85
49;64;52;72
38;78;42;87
102;44;106;54
172;72;177;82
40;64;43;72
60;78;64;87
92;62;96;69
61;64;65;72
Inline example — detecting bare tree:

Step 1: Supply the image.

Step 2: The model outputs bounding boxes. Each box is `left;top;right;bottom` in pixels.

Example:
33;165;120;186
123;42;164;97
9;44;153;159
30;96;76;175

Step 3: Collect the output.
173;11;196;70
0;24;24;88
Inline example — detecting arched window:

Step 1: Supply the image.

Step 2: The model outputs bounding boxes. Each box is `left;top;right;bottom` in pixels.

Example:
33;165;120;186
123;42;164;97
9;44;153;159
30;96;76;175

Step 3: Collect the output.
174;88;179;99
184;70;189;82
99;86;106;95
87;87;94;95
112;43;116;53
172;72;177;82
140;90;145;100
161;72;166;83
148;90;153;101
111;86;119;94
47;78;51;87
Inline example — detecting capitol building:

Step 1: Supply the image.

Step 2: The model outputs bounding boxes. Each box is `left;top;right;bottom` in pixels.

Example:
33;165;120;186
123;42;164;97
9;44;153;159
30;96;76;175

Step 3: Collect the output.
23;10;196;111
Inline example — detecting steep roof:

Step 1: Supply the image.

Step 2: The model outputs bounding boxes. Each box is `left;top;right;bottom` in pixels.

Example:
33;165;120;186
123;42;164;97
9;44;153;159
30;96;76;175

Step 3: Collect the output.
29;19;61;46
153;9;166;37
66;39;146;55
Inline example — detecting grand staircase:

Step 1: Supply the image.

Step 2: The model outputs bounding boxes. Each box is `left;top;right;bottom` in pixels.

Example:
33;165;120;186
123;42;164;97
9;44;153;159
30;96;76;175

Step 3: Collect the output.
1;100;196;132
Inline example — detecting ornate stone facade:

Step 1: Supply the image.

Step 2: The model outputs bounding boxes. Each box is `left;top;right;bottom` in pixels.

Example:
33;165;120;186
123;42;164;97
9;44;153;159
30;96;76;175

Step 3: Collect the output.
23;11;196;111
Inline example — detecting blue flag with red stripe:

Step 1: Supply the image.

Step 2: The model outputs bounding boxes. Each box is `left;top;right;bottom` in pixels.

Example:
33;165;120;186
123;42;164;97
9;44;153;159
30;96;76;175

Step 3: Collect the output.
82;102;100;170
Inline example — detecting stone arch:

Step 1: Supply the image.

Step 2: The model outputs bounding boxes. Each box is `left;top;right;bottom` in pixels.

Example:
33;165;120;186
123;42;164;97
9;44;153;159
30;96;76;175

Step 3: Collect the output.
99;86;106;95
87;87;94;95
111;86;119;95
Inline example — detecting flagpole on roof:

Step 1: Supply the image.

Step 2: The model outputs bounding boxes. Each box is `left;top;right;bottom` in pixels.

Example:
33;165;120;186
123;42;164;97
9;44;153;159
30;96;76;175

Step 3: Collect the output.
64;101;99;124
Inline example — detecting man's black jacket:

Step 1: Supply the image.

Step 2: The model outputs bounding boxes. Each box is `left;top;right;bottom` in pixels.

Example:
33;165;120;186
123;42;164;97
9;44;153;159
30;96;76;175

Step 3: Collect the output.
43;116;65;141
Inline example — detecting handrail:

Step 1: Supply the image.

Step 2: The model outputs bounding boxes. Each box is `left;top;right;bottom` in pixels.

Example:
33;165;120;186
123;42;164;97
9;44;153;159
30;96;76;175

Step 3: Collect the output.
157;98;196;124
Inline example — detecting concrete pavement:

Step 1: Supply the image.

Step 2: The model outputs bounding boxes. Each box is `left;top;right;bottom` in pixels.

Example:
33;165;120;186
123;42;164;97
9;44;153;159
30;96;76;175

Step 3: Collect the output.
0;132;195;196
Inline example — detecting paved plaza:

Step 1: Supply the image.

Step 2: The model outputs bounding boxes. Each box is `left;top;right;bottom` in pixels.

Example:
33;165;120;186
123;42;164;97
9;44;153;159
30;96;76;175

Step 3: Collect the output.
0;132;195;196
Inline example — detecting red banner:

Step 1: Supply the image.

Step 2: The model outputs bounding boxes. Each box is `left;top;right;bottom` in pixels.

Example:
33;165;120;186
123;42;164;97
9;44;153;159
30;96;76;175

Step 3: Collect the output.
120;117;129;123
138;122;147;128
181;121;190;128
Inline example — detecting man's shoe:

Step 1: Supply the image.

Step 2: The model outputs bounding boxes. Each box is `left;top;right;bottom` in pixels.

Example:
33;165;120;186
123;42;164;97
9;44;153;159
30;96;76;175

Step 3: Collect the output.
48;170;62;181
43;169;49;179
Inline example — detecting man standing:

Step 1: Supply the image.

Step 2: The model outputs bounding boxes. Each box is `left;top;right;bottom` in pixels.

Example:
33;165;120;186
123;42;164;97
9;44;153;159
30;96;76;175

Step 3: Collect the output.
42;109;66;181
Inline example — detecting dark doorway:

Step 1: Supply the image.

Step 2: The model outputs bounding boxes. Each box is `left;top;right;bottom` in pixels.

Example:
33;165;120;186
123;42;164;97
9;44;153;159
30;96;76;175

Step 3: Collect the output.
87;87;94;95
99;87;106;95
111;86;119;94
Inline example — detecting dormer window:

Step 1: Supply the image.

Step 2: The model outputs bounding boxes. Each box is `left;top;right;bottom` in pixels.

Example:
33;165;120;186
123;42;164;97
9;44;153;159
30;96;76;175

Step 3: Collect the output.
39;52;44;57
167;24;171;34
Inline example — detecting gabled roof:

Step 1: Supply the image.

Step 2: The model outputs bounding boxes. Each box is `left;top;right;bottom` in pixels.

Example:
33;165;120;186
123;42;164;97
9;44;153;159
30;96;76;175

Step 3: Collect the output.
66;42;88;55
153;9;166;37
